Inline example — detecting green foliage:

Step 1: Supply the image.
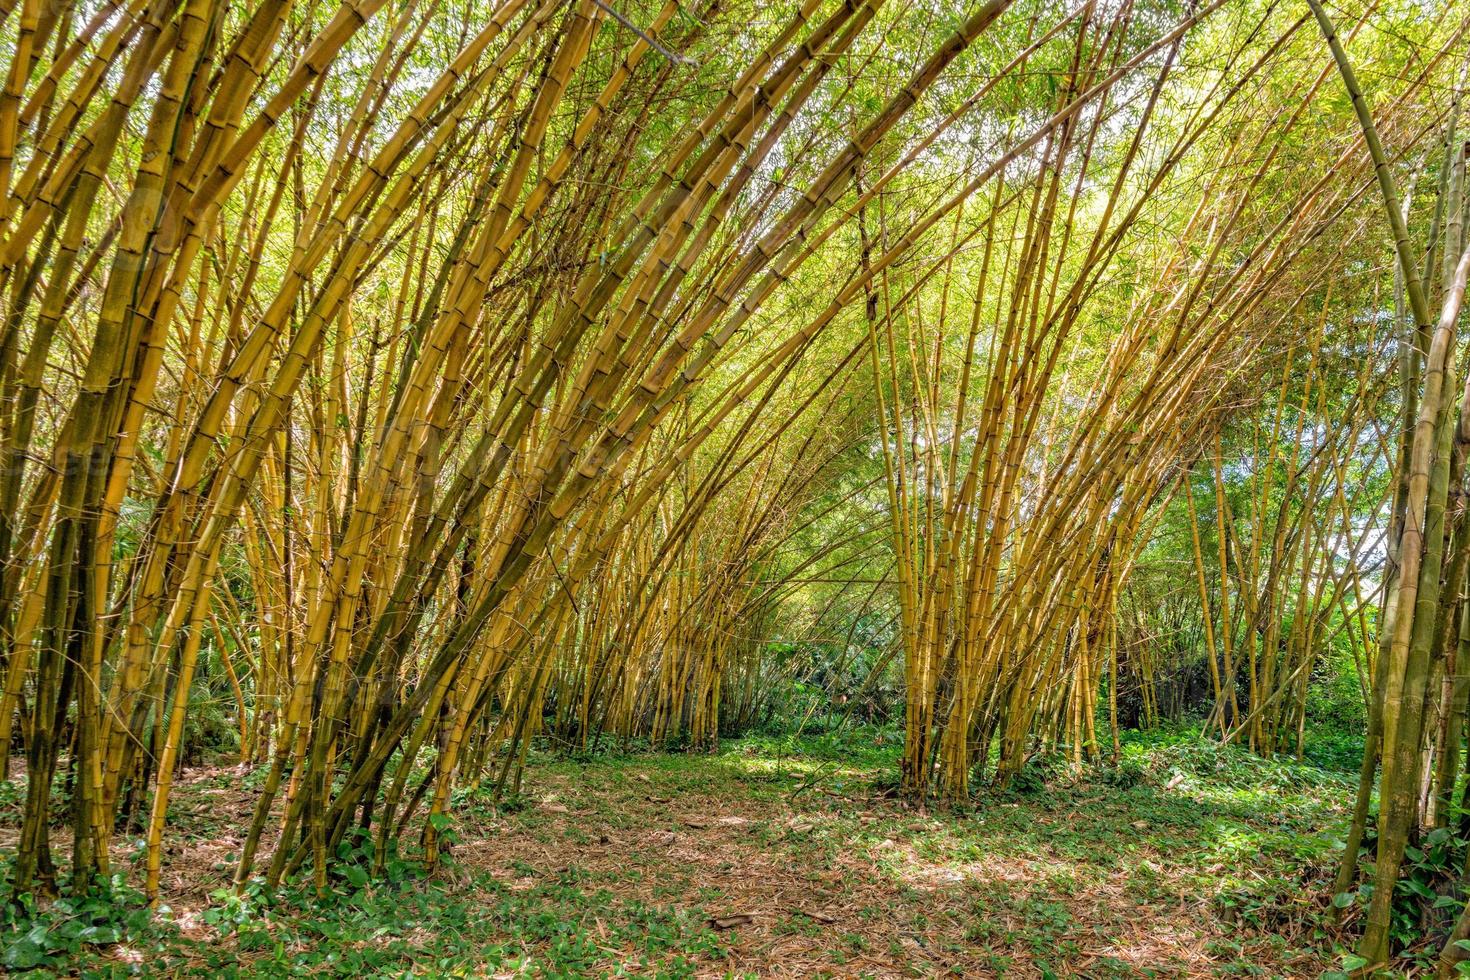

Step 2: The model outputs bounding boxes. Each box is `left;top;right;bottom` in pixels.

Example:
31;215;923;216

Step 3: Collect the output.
1131;736;1349;792
4;854;724;976
0;869;161;972
1304;644;1368;739
1343;818;1470;969
1095;755;1147;789
736;722;900;771
1297;726;1365;774
1005;753;1063;796
190;871;723;977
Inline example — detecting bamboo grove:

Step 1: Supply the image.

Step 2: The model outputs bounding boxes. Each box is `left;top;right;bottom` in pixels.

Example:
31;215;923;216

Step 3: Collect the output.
1;0;1470;968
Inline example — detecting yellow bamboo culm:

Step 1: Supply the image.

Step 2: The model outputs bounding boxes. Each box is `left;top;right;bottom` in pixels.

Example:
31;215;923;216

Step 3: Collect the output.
0;12;1457;977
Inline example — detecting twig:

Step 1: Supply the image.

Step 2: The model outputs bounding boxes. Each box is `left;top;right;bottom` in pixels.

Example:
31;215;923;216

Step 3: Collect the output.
592;0;697;66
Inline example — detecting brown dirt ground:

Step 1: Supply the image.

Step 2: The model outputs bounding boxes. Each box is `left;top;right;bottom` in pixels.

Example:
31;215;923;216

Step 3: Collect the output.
0;746;1346;978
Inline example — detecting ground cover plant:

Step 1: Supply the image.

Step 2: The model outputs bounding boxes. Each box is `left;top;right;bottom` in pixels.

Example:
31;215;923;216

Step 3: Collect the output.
1;728;1372;976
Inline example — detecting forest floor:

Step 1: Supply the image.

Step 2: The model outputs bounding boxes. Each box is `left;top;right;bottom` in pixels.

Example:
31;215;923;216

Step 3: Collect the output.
2;727;1366;978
